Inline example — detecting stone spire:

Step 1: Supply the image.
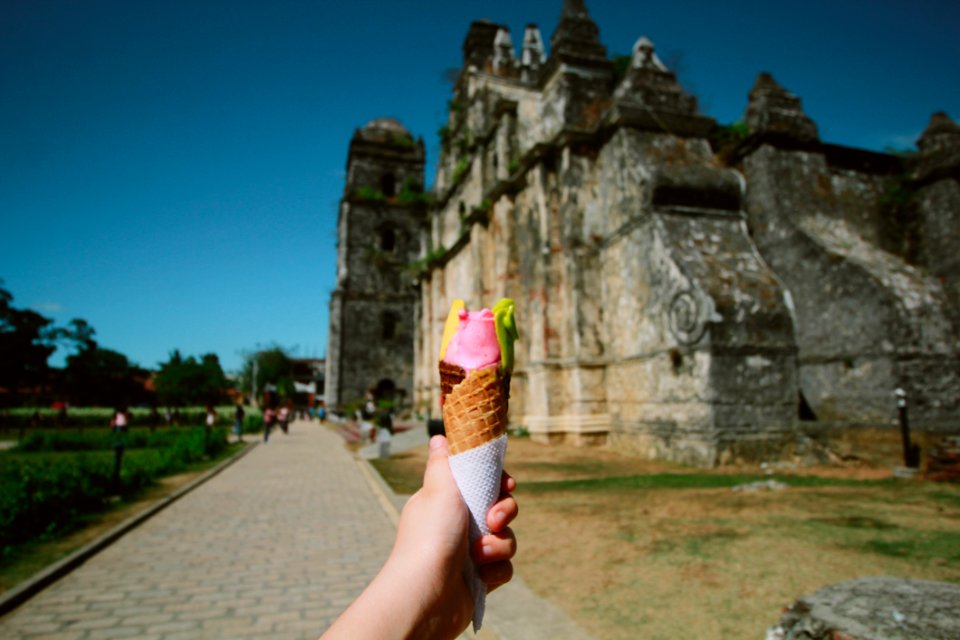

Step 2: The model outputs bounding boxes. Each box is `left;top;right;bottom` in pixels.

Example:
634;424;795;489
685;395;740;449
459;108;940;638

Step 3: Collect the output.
492;27;516;75
915;111;960;182
521;24;545;83
613;36;697;117
522;24;544;67
462;20;505;70
743;72;819;142
549;0;607;61
917;112;960;155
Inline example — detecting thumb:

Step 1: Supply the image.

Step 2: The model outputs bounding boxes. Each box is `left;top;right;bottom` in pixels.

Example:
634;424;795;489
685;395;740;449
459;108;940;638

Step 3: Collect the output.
422;434;453;492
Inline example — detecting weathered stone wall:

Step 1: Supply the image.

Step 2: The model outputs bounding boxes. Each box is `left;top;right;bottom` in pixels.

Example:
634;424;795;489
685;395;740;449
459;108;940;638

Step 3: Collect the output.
741;142;959;429
325;120;425;410
594;129;796;464
396;2;960;464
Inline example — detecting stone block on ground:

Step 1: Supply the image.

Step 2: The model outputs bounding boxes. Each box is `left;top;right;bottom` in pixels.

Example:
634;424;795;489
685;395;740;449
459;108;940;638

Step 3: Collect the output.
767;576;960;640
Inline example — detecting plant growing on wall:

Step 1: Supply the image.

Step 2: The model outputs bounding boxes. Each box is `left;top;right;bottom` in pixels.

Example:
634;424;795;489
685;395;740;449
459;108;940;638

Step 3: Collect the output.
452;157;471;184
398;177;432;206
438;125;451;147
404;245;448;278
353;186;386;201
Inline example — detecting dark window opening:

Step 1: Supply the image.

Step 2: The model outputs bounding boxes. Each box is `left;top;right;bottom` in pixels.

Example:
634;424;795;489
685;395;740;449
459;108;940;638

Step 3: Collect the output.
381;173;396;197
798;391;817;421
669;347;683;373
382;312;399;340
380;227;397;252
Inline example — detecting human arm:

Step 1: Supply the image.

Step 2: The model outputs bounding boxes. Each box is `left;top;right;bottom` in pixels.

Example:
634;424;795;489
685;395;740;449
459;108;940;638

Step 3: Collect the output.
321;434;518;640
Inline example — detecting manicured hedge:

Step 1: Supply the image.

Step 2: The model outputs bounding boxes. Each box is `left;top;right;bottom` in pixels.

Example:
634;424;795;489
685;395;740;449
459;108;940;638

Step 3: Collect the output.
0;427;228;551
16;426;226;453
0;406;261;429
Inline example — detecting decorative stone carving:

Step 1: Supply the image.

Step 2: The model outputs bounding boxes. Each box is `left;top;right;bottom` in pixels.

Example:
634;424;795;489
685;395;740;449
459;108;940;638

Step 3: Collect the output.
668;290;709;346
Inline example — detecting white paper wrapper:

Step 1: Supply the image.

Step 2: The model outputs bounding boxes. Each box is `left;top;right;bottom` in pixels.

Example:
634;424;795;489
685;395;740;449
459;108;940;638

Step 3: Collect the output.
447;433;508;631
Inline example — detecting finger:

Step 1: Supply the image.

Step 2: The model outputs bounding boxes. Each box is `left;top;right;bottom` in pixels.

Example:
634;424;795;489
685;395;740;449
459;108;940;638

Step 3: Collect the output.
501;470;517;494
478;560;513;592
421;435;451;491
486;495;518;532
472;528;516;564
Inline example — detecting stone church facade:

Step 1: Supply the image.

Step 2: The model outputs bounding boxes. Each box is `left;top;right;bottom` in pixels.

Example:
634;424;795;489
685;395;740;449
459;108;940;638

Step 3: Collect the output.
332;1;960;465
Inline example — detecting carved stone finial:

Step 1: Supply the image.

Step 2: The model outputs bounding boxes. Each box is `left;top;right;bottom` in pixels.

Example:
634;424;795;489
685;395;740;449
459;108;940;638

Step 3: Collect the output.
522;23;544;67
744;72;819;142
632;36;667;71
613;36;697;117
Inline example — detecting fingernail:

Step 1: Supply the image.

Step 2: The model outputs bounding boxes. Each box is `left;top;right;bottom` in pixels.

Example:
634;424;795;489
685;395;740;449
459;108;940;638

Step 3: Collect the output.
491;511;505;528
482;544;493;557
429;435;444;450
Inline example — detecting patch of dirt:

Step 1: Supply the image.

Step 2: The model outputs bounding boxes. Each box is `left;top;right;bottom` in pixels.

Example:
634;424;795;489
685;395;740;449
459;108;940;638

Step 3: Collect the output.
372;435;960;639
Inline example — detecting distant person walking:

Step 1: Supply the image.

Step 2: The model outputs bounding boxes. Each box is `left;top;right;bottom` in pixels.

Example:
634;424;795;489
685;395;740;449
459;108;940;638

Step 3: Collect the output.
358;390;376;444
278;404;290;435
263;406;276;443
204;405;217;454
111;406;129;432
233;404;245;442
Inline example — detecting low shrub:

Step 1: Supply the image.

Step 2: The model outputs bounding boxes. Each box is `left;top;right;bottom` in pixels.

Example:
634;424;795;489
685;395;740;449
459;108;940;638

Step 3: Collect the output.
0;406;251;430
15;427;227;454
0;427;229;552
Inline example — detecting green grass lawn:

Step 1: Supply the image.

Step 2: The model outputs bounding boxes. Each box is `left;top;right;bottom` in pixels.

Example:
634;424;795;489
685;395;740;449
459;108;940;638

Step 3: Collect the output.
369;437;960;639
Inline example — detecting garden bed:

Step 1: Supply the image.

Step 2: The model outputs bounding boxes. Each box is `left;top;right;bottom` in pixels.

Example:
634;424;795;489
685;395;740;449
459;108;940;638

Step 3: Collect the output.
0;426;232;560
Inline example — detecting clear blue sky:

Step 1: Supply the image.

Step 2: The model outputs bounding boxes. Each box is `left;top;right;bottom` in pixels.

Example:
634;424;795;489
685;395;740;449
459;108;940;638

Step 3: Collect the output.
2;0;958;373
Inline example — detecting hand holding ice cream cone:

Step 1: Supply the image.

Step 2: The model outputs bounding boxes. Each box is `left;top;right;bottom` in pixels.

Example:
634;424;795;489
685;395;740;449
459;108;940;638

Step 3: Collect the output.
438;298;518;631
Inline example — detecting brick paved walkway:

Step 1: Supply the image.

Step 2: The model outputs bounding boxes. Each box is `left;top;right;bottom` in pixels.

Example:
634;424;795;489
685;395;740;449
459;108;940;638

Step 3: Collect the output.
0;422;397;639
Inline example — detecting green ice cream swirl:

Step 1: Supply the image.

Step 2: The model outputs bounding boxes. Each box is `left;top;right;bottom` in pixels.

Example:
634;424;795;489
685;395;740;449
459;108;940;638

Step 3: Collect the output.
492;298;518;373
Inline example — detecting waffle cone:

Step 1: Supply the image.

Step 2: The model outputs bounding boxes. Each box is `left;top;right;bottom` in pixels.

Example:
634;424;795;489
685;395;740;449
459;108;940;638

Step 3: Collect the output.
441;365;509;455
439;360;466;401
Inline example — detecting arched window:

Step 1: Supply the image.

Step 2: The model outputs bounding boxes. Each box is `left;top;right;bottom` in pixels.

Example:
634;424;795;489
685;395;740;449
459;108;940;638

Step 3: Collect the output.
381;173;396;197
375;378;397;403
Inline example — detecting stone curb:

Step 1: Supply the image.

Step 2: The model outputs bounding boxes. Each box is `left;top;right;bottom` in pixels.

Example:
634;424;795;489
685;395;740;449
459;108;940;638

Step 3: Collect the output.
0;440;259;618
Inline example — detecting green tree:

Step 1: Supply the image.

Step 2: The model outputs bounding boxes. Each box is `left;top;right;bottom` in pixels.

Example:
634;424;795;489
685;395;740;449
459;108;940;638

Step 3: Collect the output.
63;345;149;407
154;350;228;407
0;283;58;404
238;346;295;405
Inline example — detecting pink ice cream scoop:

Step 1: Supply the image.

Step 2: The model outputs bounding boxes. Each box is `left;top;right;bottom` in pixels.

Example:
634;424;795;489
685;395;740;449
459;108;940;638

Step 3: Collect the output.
443;308;501;373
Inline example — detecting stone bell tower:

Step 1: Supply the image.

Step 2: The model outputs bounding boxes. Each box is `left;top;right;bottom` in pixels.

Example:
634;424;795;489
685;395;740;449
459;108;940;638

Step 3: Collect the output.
325;118;426;411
